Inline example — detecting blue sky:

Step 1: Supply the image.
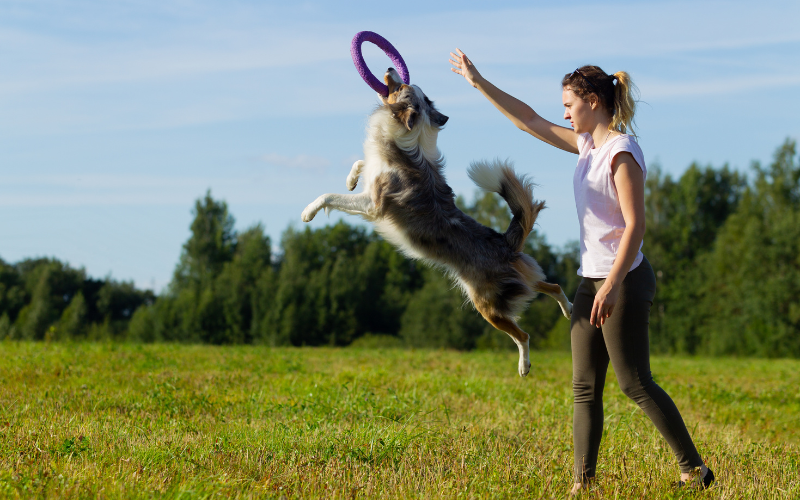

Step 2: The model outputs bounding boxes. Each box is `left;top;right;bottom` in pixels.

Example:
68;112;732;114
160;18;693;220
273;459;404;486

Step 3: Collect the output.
2;0;799;291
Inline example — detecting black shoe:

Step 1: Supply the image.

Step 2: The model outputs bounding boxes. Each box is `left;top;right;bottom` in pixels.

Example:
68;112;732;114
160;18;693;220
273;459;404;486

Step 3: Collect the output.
676;468;715;489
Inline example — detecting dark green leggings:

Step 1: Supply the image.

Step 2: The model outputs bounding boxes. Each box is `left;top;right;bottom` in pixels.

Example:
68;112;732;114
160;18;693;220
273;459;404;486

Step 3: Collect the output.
570;256;702;481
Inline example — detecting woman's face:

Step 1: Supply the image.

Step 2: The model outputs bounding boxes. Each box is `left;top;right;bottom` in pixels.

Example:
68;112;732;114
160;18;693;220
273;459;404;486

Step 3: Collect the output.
562;87;595;134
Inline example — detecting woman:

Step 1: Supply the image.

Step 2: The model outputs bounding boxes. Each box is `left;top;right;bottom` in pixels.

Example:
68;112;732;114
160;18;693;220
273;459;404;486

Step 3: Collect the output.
449;49;714;493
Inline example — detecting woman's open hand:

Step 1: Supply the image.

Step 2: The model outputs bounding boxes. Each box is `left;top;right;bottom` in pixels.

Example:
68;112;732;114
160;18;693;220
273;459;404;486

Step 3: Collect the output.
449;48;481;87
591;282;620;327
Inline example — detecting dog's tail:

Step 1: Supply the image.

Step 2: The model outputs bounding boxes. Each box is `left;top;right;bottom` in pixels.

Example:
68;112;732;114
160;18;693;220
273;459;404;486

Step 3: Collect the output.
468;159;545;252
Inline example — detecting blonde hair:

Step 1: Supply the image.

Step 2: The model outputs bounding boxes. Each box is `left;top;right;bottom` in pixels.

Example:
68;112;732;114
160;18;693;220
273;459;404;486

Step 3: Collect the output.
562;66;640;138
610;71;638;136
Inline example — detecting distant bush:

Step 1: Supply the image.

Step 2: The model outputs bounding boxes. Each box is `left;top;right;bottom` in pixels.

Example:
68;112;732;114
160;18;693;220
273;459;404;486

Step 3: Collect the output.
0;257;153;341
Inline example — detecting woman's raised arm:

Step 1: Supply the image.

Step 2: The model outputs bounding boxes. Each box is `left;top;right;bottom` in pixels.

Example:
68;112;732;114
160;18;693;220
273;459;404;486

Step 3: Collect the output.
449;48;579;154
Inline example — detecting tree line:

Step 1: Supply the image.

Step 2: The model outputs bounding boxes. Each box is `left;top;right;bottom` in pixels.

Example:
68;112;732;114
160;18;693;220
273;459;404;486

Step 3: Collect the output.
1;139;798;356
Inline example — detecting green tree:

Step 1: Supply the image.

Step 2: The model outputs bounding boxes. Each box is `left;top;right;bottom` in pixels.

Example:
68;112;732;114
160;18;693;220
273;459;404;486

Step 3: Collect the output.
216;225;274;344
127;302;158;342
644;162;747;353
697;139;800;356
12;259;84;340
94;280;155;338
356;240;424;337
0;258;26;324
154;191;239;343
0;313;11;339
57;291;87;339
173;190;237;290
263;220;426;347
267;223;374;346
399;267;489;349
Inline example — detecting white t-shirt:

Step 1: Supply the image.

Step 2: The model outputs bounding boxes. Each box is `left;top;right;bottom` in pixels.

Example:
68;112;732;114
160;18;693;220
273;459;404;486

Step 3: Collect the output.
573;133;647;278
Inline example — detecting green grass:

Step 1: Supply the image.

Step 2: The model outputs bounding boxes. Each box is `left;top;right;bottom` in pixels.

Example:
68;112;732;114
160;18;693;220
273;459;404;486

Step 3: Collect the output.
0;342;798;499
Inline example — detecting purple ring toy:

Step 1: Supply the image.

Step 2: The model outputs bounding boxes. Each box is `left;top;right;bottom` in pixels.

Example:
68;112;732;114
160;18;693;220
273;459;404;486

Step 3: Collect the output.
350;31;409;97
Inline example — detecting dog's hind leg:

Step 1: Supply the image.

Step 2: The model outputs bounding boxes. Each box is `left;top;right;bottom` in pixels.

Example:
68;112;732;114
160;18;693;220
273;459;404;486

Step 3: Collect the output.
346;160;364;191
301;192;374;222
484;315;532;377
534;281;573;319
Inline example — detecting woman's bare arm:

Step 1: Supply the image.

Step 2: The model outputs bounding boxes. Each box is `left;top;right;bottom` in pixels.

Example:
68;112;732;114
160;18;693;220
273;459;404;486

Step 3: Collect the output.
589;152;646;326
449;48;579;154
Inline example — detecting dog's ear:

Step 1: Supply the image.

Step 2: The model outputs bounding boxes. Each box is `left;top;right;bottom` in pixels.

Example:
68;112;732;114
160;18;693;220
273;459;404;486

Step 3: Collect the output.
430;109;449;127
402;107;418;130
390;102;418;131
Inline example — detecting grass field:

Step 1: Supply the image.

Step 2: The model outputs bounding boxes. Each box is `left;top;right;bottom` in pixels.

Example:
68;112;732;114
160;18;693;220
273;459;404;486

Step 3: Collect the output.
0;342;798;499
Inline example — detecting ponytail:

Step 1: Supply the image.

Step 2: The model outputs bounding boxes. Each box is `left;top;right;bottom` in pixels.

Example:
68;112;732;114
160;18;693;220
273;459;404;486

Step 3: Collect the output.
610;71;639;137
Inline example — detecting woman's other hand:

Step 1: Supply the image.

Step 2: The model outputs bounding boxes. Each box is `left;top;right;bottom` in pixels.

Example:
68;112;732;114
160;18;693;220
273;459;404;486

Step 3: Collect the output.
591;282;620;327
449;48;481;87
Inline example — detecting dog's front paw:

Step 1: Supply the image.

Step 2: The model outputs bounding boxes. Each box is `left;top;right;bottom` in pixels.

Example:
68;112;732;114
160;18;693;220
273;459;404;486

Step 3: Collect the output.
346;160;364;191
346;174;359;191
